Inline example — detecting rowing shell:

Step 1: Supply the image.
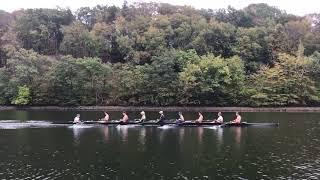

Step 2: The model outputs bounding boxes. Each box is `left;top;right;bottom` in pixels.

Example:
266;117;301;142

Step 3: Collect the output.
67;121;221;126
221;122;279;127
61;121;279;127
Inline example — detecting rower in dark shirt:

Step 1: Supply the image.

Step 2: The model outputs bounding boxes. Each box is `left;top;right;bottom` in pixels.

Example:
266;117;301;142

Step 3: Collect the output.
176;112;185;124
157;111;165;125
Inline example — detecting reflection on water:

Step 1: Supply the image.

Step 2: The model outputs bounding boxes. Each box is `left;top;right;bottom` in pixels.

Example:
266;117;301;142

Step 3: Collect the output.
197;127;204;144
139;128;146;146
69;125;93;144
234;127;242;146
179;128;185;144
100;126;109;143
0;111;320;179
116;125;128;142
158;127;166;143
217;127;223;143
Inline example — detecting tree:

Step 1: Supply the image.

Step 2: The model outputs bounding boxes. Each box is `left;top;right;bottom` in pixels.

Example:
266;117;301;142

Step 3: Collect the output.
234;27;273;72
192;20;236;57
48;57;112;105
76;58;112;105
0;69;10;104
3;48;55;105
111;50;191;105
110;64;146;105
11;85;31;105
284;19;311;54
214;6;253;27
179;55;245;105
248;53;318;106
244;3;286;26
60;21;102;58
0;10;14;67
1;2;320;107
266;24;291;57
90;22;114;62
14;8;73;55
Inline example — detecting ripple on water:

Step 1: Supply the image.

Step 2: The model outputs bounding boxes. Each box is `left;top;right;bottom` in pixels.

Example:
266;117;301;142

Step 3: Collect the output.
0;123;31;129
68;124;93;129
0;121;68;129
116;125;140;129
157;125;175;129
0;120;21;123
0;159;122;179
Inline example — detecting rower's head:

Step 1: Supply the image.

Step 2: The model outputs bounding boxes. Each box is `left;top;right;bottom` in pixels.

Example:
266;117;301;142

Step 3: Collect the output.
122;112;127;115
218;112;222;116
159;111;163;114
140;111;145;115
76;114;80;117
236;112;239;116
178;112;182;115
198;112;202;116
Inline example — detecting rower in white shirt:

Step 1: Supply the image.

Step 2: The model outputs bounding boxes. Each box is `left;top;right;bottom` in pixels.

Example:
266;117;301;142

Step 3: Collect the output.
213;112;223;123
73;114;81;124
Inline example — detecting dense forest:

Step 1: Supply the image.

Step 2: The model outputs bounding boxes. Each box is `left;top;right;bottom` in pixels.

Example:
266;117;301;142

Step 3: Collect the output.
0;2;320;106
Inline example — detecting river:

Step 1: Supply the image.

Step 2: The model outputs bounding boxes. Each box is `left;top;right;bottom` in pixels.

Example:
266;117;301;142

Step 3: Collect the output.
0;110;319;179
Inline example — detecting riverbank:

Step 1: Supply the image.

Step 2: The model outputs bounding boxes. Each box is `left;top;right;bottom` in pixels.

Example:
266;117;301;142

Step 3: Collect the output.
1;106;320;112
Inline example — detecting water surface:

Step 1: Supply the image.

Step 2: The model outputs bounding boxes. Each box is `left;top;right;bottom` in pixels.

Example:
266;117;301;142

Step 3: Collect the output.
0;110;319;179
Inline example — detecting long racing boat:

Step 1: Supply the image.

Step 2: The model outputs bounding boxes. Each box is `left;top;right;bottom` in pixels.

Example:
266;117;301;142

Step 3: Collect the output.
61;120;279;127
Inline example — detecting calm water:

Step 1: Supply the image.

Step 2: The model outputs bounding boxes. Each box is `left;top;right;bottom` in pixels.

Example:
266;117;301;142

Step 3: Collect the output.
0;110;319;179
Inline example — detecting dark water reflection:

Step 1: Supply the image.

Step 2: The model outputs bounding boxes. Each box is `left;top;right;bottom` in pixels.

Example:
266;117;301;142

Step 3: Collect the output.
0;110;319;179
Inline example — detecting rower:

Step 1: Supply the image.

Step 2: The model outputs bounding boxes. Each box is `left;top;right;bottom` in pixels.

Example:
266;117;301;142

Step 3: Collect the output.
120;112;129;123
213;112;223;123
136;111;146;123
73;114;81;124
176;112;184;124
195;112;203;123
231;112;241;124
100;112;109;122
157;111;165;124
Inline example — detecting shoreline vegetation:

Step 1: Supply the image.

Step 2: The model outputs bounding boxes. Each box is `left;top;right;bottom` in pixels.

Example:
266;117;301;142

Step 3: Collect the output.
1;2;320;107
1;106;320;112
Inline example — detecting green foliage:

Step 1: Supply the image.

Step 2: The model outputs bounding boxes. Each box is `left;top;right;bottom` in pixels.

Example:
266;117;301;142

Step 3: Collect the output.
14;8;73;55
234;27;272;72
111;50;185;105
0;3;320;106
60;22;102;58
244;3;287;26
49;57;112;105
0;69;10;104
179;55;245;105
0;48;55;105
247;53;318;106
192;20;237;57
11;85;31;105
